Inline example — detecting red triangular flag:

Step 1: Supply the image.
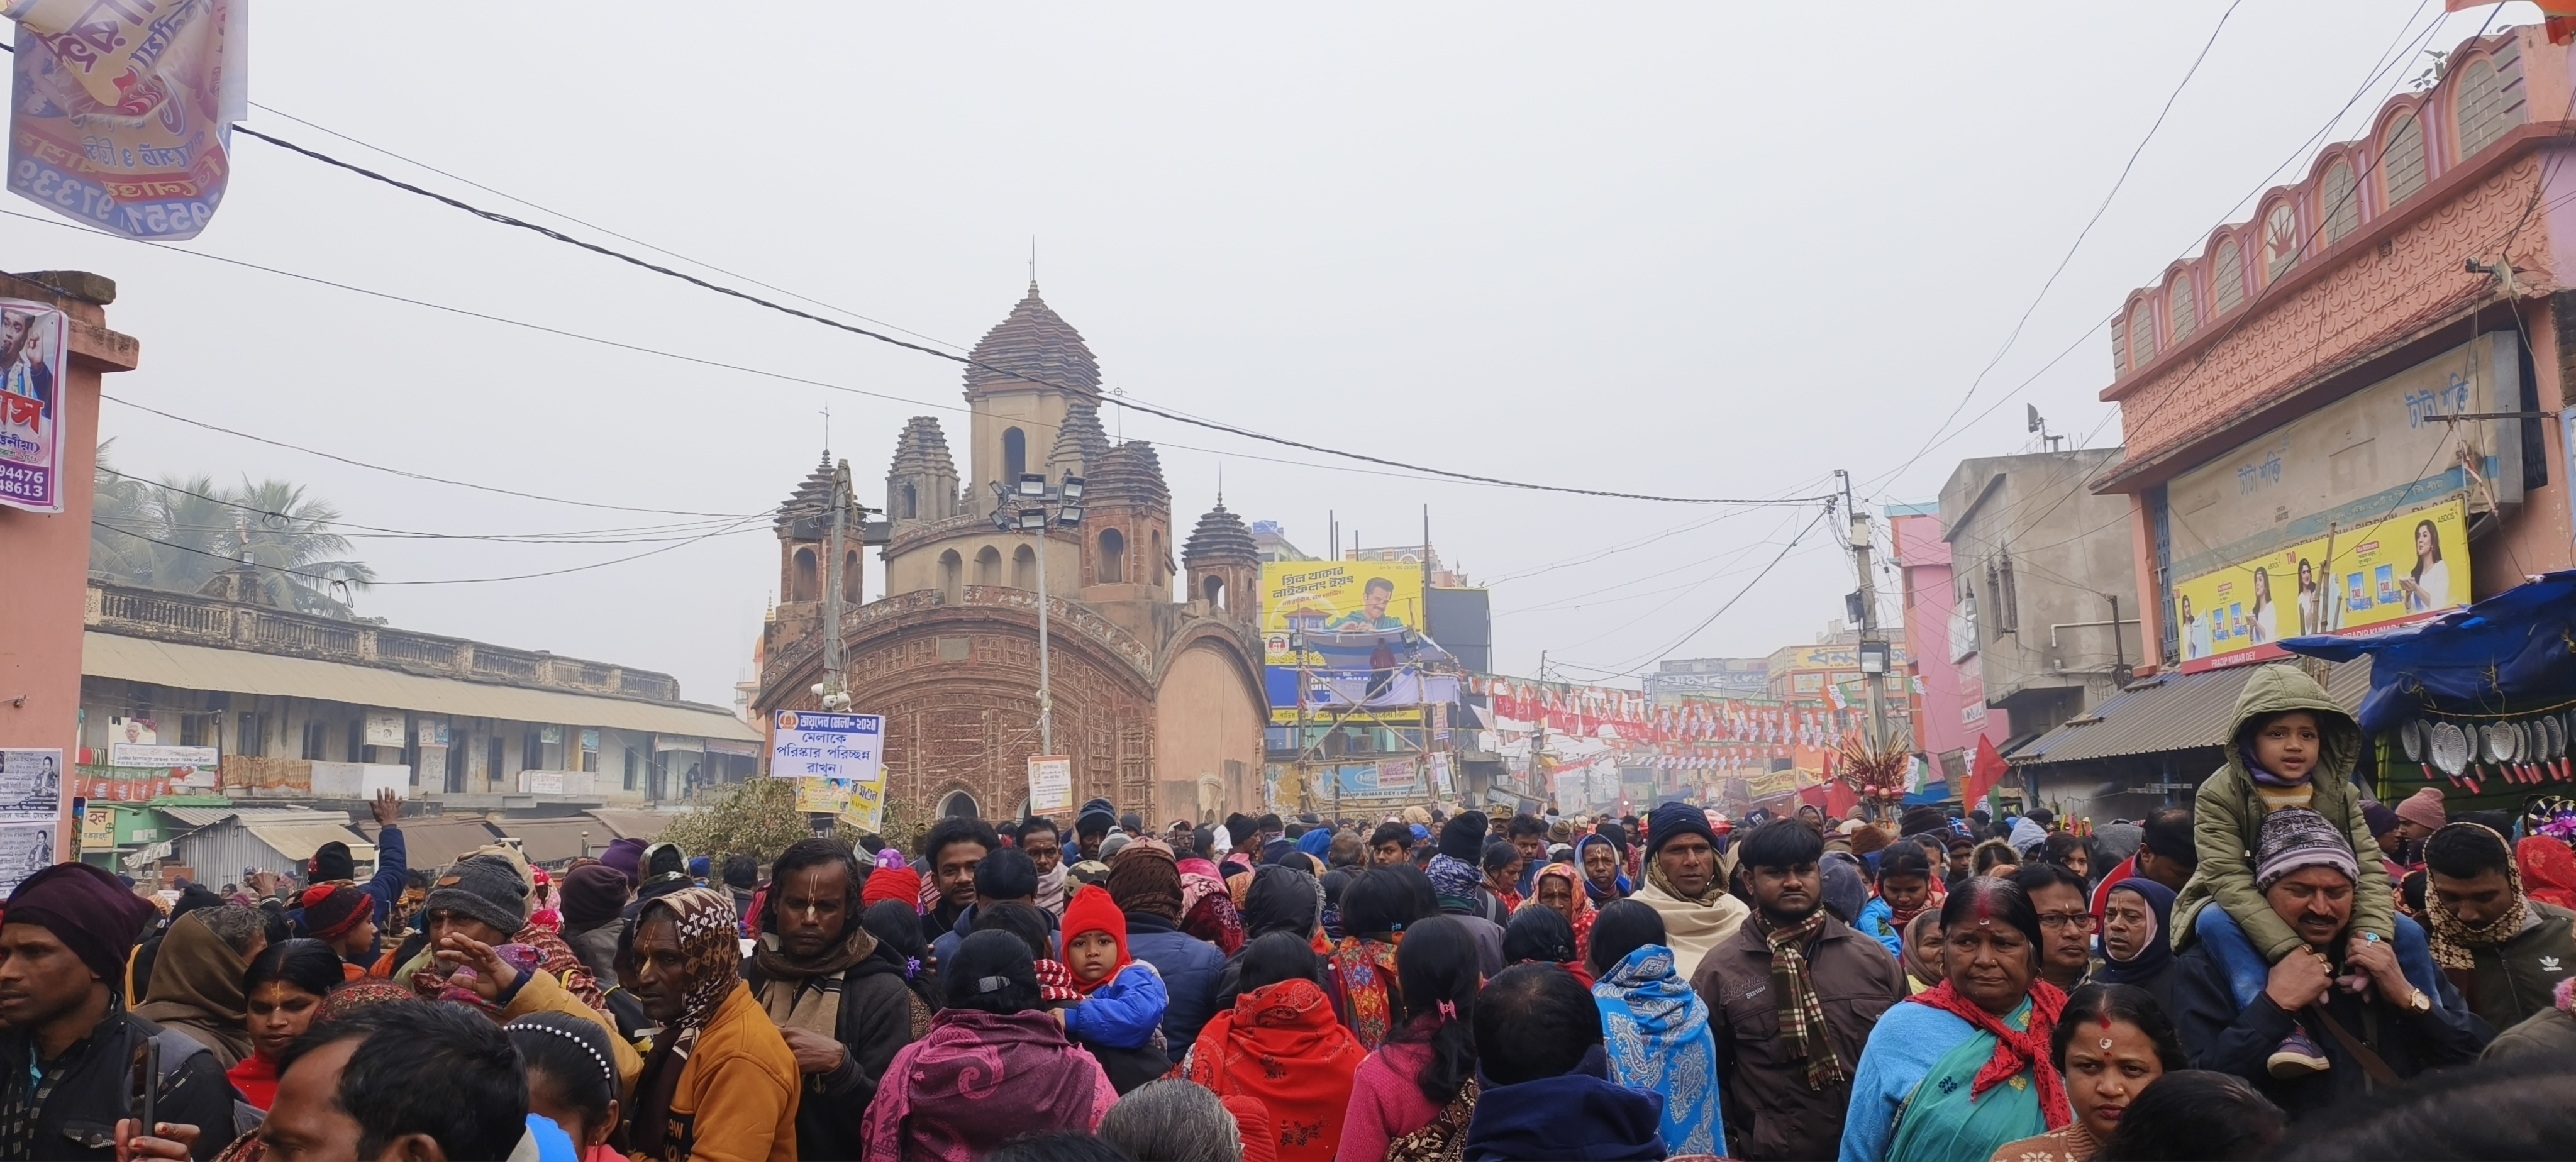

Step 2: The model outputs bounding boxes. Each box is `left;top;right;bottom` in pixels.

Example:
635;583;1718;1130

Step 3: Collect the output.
1965;734;2010;807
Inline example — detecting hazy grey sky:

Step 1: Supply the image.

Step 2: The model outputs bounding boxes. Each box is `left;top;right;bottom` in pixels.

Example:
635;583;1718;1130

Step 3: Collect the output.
10;1;2524;704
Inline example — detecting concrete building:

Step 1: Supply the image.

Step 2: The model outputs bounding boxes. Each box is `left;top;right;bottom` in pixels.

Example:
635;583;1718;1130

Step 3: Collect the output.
755;283;1269;825
1940;450;2145;809
1887;502;2012;790
77;578;761;815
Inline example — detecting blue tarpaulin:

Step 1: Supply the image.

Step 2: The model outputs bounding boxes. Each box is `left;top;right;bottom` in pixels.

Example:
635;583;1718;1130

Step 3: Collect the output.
2278;569;2576;737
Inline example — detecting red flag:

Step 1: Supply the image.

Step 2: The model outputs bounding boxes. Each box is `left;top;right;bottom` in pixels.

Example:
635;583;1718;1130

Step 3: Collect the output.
1965;734;2010;807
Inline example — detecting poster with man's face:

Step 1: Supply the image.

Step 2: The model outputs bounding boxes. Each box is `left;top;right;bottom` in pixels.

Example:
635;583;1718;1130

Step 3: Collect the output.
0;300;69;513
0;823;57;897
0;749;65;819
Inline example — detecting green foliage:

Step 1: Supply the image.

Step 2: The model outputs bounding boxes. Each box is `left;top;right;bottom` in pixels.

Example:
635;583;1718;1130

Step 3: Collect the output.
658;777;817;868
89;440;377;617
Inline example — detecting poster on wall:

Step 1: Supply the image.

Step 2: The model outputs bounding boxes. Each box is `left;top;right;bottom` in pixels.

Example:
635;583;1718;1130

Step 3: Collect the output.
1026;756;1072;814
0;822;55;895
0;748;62;816
4;0;245;240
362;711;406;749
2172;497;2471;672
0;299;67;512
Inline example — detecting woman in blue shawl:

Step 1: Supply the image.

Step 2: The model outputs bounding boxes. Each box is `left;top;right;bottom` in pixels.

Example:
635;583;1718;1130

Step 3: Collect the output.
1587;900;1725;1158
1575;832;1630;904
1841;878;2072;1162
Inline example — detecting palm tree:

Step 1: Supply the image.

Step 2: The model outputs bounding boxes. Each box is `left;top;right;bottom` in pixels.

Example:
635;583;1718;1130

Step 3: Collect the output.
88;444;375;617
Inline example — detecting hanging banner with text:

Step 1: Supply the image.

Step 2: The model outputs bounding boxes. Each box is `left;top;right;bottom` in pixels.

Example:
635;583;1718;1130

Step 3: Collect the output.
4;0;245;240
770;711;884;782
0;299;65;512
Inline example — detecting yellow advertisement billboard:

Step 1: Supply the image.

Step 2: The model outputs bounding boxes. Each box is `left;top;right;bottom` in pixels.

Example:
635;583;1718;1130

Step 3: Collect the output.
1259;561;1426;664
2174;496;2470;673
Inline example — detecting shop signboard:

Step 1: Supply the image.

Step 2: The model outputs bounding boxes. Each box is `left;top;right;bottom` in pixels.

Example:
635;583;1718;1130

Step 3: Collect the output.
2173;496;2470;672
108;744;216;770
1260;561;1425;665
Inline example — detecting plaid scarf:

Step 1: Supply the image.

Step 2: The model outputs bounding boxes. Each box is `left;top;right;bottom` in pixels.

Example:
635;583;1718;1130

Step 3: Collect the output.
2426;822;2533;971
1758;909;1848;1091
1906;979;2074;1130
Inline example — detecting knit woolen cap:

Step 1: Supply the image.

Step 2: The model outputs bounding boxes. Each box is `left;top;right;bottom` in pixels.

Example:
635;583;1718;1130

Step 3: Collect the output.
298;883;372;940
422;853;530;934
2396;787;2448;832
1645;800;1717;860
558;864;630;928
3;862;156;986
1437;811;1489;862
1106;841;1183;921
2254;807;2361;892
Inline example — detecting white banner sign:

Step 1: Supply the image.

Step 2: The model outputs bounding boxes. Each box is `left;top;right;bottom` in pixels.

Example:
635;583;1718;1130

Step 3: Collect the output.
1027;756;1073;814
769;711;884;783
108;743;218;770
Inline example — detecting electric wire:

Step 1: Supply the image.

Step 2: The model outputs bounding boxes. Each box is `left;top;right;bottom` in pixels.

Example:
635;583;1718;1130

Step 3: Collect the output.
95;511;772;587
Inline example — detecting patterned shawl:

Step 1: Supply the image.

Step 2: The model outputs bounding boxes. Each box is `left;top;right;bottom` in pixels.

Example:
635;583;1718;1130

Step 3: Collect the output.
1182;978;1367;1162
631;887;755;1161
1516;863;1596;960
1328;934;1404;1051
859;1008;1116;1162
1592;943;1724;1159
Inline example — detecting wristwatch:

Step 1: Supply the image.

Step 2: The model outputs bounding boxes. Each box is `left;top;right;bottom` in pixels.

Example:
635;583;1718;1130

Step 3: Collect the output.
2403;987;2432;1015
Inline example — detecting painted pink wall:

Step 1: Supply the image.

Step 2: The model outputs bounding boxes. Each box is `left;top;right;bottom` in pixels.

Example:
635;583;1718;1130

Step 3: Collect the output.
0;274;136;855
1891;512;2010;765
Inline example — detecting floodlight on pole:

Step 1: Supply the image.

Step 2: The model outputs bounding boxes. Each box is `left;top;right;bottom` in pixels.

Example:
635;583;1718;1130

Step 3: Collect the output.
1060;475;1085;501
1017;473;1048;497
1056;505;1084;527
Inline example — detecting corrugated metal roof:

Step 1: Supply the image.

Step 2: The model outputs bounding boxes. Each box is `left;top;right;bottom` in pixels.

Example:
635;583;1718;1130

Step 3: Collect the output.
365;817;504;868
158;807;343;827
84;632;761;742
2011;659;2372;767
584;809;679;841
243;822;376;863
493;818;604;865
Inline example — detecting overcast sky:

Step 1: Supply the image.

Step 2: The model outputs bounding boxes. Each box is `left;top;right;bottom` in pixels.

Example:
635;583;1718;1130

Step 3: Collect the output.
8;1;2528;705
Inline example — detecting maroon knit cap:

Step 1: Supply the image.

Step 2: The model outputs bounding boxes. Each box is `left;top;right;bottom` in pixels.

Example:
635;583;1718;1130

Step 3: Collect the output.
299;883;372;940
4;862;157;987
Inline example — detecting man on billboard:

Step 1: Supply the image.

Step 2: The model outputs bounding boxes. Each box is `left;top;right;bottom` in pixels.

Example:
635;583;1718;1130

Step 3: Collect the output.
1330;576;1406;632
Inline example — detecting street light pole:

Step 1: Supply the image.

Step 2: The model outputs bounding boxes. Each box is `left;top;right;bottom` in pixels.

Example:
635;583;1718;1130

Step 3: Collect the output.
996;472;1085;761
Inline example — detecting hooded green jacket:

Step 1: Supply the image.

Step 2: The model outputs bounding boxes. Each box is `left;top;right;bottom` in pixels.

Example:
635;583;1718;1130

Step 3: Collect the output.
2172;664;2394;960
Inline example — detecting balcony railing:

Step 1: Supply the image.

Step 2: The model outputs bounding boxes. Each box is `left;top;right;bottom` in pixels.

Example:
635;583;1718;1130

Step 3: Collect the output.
87;580;698;707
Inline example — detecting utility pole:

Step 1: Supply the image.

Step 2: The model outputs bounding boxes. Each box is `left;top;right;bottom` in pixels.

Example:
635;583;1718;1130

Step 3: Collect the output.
1838;471;1891;756
816;459;856;713
992;473;1087;756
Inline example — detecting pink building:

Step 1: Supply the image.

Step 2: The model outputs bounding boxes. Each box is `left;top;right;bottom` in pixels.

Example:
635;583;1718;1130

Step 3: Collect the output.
1887;503;2011;788
2100;25;2576;673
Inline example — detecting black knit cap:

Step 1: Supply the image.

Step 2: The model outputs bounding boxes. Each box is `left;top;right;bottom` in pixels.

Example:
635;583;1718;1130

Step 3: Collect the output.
1438;811;1489;862
1645;800;1717;860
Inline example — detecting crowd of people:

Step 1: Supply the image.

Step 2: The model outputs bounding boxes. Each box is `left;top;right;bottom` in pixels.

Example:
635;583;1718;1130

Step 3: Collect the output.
3;667;2576;1159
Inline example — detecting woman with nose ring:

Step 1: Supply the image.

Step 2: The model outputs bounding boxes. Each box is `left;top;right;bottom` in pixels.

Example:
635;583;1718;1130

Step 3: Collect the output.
1988;983;2187;1161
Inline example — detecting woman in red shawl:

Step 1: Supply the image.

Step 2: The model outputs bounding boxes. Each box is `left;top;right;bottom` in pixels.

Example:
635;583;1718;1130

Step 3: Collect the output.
1518;862;1595;961
1182;934;1366;1162
2519;835;2576;911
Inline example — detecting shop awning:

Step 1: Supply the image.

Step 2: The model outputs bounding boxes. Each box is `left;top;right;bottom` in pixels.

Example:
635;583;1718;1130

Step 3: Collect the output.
494;818;606;865
364;817;503;869
2009;659;2372;768
2282;569;2576;736
84;632;760;742
583;809;679;841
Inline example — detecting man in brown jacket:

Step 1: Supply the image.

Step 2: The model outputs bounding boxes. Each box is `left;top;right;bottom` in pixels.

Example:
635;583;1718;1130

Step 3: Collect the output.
1695;818;1906;1161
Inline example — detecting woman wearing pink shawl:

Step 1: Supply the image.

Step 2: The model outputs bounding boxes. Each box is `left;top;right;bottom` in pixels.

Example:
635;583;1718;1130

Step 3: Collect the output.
861;929;1116;1161
1180;855;1248;956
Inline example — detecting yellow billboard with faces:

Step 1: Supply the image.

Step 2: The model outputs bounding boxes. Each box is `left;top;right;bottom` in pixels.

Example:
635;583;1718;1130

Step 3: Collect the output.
2173;497;2468;672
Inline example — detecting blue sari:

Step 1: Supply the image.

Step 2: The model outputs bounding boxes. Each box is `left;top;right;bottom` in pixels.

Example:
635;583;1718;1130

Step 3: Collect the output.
1839;998;2048;1162
1593;943;1726;1158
